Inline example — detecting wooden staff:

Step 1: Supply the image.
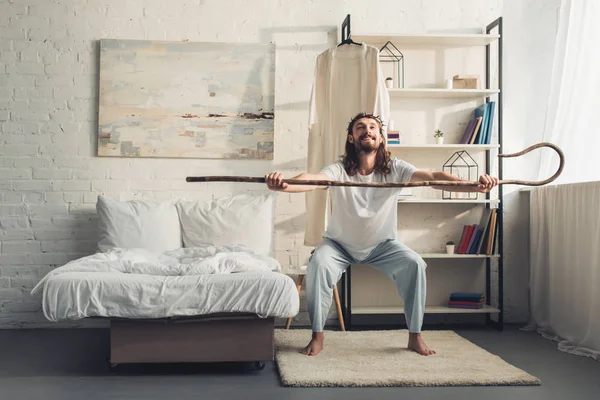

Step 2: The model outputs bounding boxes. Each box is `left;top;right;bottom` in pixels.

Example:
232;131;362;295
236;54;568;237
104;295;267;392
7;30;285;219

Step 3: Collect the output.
186;142;564;188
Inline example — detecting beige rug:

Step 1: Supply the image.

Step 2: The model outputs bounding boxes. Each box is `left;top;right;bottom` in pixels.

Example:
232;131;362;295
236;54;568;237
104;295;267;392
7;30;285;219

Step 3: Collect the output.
274;329;541;387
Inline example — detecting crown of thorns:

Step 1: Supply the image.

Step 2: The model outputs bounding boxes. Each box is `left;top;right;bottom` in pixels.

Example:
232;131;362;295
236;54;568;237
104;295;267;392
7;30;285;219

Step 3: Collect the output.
347;113;385;134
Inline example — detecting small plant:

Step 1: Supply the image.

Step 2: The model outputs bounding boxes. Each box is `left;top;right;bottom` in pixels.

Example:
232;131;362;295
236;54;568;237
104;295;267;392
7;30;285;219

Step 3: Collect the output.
446;241;455;245
386;77;393;81
434;129;444;138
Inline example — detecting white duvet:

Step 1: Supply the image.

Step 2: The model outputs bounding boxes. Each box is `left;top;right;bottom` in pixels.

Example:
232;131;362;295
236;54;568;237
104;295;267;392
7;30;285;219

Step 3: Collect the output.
31;245;299;322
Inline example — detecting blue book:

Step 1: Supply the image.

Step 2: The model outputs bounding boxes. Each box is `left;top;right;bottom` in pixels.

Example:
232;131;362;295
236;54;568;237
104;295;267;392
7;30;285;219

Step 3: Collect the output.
468;227;483;254
450;292;484;299
473;104;488;144
484;101;496;144
465;226;476;254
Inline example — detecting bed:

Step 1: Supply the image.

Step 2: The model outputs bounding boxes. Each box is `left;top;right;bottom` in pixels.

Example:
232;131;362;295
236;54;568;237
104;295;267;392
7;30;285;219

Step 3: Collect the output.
31;193;299;369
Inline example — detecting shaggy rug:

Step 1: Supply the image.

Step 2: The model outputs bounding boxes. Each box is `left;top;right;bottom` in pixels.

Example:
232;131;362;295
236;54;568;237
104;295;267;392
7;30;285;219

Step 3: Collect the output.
274;329;541;387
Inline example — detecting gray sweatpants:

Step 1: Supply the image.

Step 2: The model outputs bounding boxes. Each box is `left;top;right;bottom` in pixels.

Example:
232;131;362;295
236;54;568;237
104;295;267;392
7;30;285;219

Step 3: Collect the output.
306;237;427;333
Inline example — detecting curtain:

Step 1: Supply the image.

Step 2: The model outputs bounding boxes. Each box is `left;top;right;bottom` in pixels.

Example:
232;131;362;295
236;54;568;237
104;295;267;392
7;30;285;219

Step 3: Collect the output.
526;182;600;361
527;0;600;361
537;0;600;184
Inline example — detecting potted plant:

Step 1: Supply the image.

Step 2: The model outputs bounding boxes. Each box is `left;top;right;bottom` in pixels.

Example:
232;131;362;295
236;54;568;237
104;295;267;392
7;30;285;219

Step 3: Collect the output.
446;241;455;254
434;129;444;144
385;77;394;89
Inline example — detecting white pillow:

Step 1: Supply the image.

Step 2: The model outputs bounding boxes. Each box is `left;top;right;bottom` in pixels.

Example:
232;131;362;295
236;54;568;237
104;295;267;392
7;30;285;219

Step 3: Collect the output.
176;193;275;256
96;195;182;252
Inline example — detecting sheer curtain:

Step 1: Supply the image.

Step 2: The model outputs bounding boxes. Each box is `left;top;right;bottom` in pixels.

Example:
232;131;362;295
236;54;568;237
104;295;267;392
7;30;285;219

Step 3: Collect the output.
527;0;600;361
528;182;600;361
538;0;600;184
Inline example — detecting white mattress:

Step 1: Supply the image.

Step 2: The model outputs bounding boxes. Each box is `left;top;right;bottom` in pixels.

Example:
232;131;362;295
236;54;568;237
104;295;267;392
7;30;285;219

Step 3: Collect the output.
30;246;299;322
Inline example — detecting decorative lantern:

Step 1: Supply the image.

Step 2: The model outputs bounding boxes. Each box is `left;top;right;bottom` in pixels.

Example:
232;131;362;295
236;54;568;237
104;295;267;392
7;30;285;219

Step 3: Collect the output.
442;151;478;200
379;41;404;88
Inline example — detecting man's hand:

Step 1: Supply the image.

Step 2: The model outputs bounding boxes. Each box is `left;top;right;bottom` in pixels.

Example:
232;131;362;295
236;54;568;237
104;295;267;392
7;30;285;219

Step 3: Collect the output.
265;172;288;191
476;174;499;192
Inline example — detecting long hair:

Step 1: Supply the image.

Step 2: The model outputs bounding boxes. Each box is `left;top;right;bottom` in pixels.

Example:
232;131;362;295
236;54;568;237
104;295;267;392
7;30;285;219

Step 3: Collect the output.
342;112;391;176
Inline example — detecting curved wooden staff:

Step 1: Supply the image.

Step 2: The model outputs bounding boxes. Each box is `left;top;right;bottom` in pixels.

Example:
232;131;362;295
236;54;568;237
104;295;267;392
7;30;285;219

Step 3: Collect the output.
186;142;564;188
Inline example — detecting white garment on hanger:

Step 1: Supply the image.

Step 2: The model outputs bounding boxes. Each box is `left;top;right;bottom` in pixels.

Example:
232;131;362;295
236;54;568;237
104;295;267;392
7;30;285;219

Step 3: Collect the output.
304;43;390;246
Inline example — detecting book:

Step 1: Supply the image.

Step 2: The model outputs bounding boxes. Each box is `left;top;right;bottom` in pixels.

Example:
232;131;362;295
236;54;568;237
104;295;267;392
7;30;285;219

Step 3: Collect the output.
449;295;484;302
469;117;483;144
491;218;499;254
484;101;496;144
473;104;488;144
477;208;496;254
450;292;484;299
448;303;484;309
459;119;477;144
456;225;470;255
476;209;493;254
486;209;498;255
449;292;484;298
458;225;474;254
467;226;483;254
465;225;480;254
448;300;484;306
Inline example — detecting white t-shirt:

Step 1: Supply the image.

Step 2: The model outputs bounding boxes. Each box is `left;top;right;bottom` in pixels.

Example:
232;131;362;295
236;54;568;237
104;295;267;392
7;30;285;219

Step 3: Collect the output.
320;158;417;261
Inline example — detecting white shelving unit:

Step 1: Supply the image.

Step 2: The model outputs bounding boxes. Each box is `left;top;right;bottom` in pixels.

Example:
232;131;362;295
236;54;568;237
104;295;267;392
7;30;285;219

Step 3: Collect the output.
352;33;500;47
352;305;501;315
339;16;504;330
388;144;499;149
419;253;500;259
397;199;500;204
387;88;499;99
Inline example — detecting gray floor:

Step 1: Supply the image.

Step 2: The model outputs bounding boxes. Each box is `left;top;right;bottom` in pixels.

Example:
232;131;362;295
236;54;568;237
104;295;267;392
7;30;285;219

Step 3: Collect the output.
0;325;599;400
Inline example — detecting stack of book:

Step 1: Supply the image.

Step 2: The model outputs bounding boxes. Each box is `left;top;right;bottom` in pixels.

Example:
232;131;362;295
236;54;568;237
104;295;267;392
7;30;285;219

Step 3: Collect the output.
387;130;400;144
459;101;496;145
448;292;484;309
455;208;498;255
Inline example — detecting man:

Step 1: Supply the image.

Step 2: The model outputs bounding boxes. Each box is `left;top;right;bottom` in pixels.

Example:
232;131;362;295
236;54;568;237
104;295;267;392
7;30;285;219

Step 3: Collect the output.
265;112;499;356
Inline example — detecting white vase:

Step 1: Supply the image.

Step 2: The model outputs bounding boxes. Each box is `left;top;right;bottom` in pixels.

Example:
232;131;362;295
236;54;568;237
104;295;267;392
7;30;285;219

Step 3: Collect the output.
435;137;444;144
446;245;455;254
385;79;393;89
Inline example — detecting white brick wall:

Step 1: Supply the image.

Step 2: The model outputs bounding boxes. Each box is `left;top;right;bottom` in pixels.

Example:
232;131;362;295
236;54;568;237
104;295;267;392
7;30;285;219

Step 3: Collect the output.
0;0;504;328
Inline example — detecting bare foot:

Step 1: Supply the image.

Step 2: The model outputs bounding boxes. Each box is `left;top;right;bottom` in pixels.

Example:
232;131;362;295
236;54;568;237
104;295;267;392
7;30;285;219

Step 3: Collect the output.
407;332;436;356
300;332;324;356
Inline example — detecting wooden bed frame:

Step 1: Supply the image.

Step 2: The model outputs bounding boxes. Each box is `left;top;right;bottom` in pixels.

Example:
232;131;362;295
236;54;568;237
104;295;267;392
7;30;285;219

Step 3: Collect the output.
108;313;274;370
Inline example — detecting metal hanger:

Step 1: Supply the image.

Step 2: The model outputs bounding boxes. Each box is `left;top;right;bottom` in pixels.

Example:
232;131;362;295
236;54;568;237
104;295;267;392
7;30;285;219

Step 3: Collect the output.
338;14;362;46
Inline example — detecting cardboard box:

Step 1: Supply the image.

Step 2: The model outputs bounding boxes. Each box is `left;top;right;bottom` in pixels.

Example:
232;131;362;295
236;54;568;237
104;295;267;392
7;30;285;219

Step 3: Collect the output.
452;75;479;89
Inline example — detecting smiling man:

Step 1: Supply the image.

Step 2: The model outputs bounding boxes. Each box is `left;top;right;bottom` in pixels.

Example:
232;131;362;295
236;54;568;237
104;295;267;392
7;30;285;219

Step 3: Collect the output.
265;112;499;356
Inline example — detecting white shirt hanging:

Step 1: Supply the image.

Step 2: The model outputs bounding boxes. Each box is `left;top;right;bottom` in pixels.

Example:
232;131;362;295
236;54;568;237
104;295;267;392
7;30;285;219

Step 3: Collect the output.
304;43;390;246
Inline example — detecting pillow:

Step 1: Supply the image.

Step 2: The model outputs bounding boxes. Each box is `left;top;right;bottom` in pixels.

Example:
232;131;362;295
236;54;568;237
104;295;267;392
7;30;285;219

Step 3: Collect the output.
96;195;182;252
176;193;275;257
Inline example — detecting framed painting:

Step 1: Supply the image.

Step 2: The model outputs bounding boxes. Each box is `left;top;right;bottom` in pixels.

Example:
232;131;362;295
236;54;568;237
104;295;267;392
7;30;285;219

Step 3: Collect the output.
98;39;275;159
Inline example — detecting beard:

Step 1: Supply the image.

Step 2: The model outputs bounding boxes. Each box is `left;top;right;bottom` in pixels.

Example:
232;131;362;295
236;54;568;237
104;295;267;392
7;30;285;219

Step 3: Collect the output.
354;135;379;153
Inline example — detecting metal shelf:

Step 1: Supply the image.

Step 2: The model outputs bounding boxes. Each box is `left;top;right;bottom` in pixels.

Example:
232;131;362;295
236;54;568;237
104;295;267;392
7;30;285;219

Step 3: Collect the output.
352;33;500;47
388;144;499;149
397;198;500;204
420;253;500;259
338;15;504;332
352;305;501;315
387;88;499;99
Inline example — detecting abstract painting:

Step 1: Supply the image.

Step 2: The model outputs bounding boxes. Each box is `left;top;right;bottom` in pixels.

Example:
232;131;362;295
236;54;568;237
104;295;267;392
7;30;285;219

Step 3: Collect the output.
98;39;275;159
